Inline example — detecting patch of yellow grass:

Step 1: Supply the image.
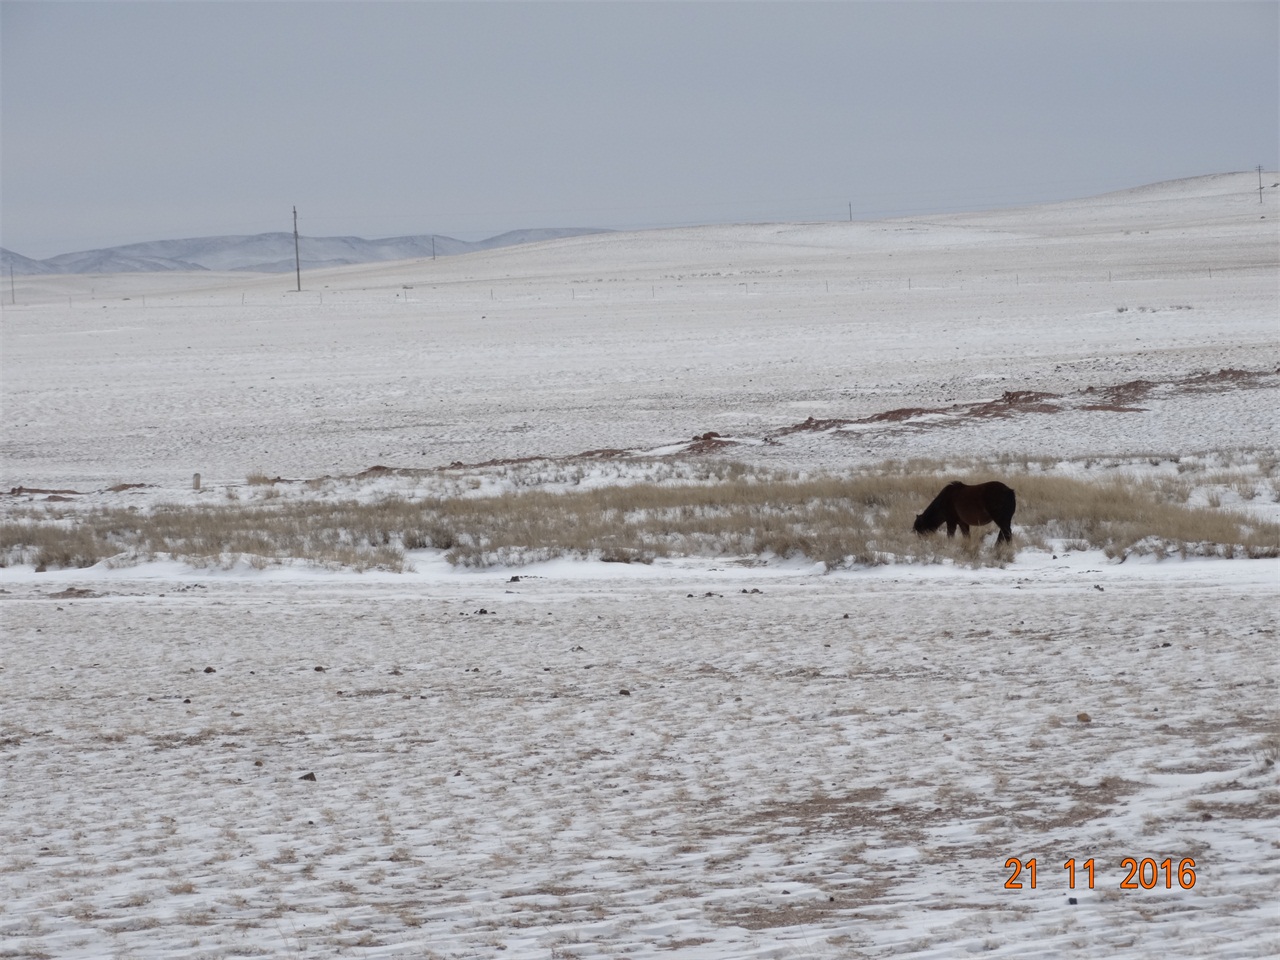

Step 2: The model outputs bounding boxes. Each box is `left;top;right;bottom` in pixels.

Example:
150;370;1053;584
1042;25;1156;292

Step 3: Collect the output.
4;460;1277;571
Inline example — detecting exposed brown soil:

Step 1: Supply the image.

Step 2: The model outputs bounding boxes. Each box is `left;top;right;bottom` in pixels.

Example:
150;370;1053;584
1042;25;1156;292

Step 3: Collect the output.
7;486;87;497
8;482;153;501
1178;367;1277;392
1091;378;1159;406
968;390;1064;417
777;415;858;434
711;898;850;931
575;448;630;459
857;406;947;424
233;364;1277;479
447;455;554;470
683;431;736;455
12;368;1266;501
772;367;1277;442
1186;793;1280;821
47;587;103;599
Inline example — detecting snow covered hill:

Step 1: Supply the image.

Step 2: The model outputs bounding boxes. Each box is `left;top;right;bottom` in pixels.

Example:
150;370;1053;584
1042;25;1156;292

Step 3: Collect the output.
1;226;610;275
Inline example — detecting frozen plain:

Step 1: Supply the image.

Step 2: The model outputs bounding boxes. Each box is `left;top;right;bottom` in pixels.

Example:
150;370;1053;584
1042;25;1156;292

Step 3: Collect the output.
1;172;1278;958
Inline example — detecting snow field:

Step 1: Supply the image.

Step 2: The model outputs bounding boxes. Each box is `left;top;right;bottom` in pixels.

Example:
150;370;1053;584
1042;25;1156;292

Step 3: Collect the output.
1;560;1277;958
2;175;1276;490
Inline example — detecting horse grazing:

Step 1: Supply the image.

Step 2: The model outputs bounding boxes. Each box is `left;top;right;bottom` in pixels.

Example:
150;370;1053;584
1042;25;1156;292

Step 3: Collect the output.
913;480;1016;544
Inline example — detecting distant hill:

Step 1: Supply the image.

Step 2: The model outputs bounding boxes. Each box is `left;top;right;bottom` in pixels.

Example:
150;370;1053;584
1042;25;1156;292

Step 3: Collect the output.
0;227;611;276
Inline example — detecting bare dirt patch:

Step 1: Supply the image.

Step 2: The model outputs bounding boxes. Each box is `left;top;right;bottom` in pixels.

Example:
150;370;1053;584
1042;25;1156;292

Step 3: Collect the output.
1092;378;1159;407
1186;792;1280;821
1178;367;1278;393
777;415;858;434
46;586;103;600
683;431;736;455
768;367;1279;445
967;390;1064;418
6;486;87;497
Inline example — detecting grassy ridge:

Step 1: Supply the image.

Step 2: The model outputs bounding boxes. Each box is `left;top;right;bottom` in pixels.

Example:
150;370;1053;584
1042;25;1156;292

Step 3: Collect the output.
3;465;1277;572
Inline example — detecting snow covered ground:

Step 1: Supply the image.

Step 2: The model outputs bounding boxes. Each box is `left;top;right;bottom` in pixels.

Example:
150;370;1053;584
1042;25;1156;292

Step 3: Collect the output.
1;172;1278;958
3;172;1276;489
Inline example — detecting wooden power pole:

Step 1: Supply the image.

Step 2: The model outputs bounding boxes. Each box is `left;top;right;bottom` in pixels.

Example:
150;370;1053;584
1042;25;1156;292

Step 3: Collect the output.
293;206;302;291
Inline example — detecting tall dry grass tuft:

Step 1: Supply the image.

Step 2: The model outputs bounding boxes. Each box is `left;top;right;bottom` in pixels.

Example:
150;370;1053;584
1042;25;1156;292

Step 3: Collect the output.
1009;475;1280;560
0;520;116;570
2;461;1277;571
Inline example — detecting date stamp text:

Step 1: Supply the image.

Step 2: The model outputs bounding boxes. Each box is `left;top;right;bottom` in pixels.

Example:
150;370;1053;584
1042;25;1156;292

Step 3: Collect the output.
1004;857;1197;891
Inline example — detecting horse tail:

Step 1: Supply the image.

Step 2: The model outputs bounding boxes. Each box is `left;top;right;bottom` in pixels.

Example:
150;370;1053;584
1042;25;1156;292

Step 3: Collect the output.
1003;484;1017;520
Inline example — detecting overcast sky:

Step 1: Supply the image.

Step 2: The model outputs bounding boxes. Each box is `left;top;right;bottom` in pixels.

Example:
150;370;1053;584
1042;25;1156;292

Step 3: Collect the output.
2;1;1277;259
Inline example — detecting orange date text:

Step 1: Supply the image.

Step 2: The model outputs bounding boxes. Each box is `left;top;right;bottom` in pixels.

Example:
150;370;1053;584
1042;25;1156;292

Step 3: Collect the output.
1003;857;1196;890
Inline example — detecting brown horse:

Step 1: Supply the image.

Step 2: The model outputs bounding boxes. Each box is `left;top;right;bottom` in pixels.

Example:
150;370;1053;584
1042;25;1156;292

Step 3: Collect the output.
913;480;1016;544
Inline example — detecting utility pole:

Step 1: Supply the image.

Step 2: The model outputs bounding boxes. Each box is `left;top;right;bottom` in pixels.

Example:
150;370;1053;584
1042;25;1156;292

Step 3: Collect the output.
293;206;302;291
1258;165;1265;204
848;202;853;222
9;265;14;305
432;236;436;260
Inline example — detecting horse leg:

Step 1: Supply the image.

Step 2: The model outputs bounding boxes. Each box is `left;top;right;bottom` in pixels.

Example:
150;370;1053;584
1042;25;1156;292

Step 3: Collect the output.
958;523;970;538
946;521;957;538
997;522;1013;544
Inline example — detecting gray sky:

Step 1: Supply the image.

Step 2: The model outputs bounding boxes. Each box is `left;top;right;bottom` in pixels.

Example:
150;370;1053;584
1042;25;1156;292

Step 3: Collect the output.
2;1;1277;259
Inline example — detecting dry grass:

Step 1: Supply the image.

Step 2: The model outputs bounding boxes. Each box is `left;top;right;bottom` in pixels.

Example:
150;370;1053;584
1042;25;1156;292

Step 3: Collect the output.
1007;474;1279;560
3;459;1277;572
